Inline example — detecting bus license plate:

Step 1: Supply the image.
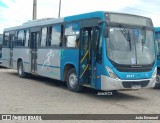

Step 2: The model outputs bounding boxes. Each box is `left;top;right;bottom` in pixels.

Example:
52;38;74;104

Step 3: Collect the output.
132;85;141;89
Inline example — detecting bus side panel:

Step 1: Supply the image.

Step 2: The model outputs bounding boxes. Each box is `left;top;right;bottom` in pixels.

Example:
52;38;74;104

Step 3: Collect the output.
37;49;61;80
13;48;30;73
2;48;10;68
60;49;79;81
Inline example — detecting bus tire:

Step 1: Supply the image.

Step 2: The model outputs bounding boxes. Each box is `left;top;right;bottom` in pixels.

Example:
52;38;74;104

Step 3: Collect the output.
154;83;160;89
66;68;82;92
18;61;27;78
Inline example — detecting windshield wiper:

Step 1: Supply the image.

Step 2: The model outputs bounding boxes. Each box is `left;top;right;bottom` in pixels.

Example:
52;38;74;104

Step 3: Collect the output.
120;25;131;50
142;36;145;52
141;29;146;52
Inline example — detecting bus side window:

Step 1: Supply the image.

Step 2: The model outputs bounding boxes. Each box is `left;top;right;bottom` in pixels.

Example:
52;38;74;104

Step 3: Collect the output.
17;30;25;47
25;30;30;47
66;35;78;47
3;32;9;47
50;25;61;47
65;23;80;48
41;27;47;47
9;34;15;48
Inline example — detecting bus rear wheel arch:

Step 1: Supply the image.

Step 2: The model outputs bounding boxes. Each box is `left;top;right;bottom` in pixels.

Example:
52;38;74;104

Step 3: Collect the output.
17;60;27;78
66;68;83;92
64;64;75;81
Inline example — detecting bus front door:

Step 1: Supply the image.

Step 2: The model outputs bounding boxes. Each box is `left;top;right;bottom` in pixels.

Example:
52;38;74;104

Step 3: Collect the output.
79;27;99;87
9;34;14;68
30;32;39;73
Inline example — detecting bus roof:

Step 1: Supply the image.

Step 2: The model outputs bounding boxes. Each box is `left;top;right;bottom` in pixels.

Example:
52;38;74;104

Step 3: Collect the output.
64;11;151;22
4;11;152;32
64;11;105;22
4;17;64;32
4;11;106;32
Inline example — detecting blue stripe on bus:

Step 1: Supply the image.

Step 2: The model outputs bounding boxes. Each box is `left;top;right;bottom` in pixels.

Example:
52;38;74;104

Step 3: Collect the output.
12;60;29;64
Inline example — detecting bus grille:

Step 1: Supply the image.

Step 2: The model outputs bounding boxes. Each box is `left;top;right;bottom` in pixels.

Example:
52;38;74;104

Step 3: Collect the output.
116;67;152;72
122;80;150;88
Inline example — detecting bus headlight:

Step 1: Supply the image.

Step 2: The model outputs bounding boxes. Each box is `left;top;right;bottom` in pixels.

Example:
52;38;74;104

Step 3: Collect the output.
152;67;157;78
106;67;118;79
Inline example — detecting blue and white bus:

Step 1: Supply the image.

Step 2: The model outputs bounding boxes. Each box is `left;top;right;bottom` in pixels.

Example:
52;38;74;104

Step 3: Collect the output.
1;11;156;92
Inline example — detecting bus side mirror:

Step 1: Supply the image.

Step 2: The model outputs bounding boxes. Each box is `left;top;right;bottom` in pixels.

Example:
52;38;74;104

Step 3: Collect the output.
104;28;109;38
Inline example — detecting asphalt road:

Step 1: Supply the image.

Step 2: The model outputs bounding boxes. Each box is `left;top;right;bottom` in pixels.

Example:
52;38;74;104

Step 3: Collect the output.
0;67;160;123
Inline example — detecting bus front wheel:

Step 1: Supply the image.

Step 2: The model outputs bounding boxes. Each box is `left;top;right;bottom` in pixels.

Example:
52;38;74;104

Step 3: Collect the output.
66;68;82;92
18;61;27;78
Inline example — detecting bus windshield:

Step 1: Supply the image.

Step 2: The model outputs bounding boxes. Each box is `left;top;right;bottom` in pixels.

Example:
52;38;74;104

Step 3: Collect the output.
107;27;155;65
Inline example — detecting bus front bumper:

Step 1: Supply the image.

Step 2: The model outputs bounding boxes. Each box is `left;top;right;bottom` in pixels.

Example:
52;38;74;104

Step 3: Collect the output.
101;75;156;91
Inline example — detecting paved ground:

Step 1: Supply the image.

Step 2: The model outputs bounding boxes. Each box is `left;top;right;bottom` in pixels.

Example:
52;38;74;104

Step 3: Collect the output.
0;67;160;123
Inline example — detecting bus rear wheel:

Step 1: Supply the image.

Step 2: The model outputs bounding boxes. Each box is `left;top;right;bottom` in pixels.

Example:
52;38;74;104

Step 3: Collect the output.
66;68;82;92
18;61;27;78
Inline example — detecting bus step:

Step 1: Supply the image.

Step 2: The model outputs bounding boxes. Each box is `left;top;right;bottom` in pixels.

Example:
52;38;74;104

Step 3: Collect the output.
31;71;38;75
82;84;91;88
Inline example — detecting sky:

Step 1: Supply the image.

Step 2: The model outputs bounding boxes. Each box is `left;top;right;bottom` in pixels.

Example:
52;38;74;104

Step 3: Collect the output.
0;0;160;33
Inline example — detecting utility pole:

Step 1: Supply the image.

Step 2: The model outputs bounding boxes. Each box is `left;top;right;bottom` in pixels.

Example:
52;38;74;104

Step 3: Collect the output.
33;0;37;20
58;0;61;18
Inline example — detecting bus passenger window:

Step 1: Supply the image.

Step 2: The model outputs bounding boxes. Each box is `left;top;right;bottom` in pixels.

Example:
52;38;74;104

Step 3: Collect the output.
65;23;80;48
17;30;25;46
41;27;47;47
3;32;9;47
66;35;79;47
51;25;61;46
66;35;80;48
25;30;29;47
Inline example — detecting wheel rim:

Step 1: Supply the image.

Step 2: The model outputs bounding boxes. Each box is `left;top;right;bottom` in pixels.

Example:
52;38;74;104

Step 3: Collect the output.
69;73;77;88
19;64;22;75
